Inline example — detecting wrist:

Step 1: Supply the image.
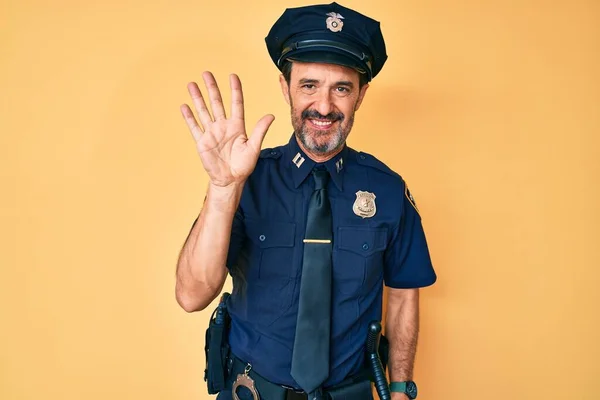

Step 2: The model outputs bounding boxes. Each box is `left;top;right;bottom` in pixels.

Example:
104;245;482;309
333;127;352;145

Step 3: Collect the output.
208;179;246;194
206;181;245;212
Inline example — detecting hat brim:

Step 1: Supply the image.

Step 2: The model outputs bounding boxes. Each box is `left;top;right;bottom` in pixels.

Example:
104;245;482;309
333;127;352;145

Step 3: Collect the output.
283;48;370;80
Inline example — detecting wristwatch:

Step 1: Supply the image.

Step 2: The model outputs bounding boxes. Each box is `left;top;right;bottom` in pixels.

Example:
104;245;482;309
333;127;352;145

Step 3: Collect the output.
389;381;418;399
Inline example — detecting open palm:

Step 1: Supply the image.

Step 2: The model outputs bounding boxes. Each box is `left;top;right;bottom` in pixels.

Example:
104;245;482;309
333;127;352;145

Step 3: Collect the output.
180;72;275;187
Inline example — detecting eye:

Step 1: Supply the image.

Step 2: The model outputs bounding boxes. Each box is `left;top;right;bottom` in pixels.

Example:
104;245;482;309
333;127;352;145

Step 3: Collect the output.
301;84;316;90
336;86;350;92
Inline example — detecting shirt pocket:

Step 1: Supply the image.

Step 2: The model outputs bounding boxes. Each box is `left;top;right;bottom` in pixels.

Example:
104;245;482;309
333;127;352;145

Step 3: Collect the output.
244;219;297;326
334;226;388;295
245;219;296;280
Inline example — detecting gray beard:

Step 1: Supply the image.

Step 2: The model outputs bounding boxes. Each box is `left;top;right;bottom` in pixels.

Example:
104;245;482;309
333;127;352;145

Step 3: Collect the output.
292;113;355;155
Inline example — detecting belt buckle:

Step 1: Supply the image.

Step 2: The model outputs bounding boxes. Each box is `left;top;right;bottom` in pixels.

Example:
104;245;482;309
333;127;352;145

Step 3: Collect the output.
281;384;307;400
281;384;305;394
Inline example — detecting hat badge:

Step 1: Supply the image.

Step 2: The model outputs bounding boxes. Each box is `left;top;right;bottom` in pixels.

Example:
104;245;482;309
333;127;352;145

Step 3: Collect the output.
325;12;344;32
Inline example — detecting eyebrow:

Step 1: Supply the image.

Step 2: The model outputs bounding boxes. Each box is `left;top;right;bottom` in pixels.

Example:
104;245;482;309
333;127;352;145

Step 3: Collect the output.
297;78;355;88
298;78;320;85
335;81;354;88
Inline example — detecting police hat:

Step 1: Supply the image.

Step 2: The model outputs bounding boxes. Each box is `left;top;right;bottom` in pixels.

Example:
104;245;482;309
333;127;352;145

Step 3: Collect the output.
265;2;387;82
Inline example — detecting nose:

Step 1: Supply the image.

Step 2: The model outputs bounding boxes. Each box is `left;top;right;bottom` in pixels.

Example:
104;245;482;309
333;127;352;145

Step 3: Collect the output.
312;90;334;117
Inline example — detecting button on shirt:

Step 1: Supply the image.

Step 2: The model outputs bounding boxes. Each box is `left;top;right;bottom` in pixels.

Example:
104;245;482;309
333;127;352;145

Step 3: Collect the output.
225;134;436;389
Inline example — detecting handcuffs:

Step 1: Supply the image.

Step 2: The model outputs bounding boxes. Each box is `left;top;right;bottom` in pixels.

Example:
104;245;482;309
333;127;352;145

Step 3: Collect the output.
232;363;260;400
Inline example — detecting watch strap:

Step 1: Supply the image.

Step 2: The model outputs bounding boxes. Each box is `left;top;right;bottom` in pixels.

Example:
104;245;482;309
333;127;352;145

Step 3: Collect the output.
391;381;419;399
389;382;407;392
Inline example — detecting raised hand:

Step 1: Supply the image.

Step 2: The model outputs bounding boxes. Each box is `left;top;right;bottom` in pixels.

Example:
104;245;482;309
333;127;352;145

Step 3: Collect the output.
180;72;275;187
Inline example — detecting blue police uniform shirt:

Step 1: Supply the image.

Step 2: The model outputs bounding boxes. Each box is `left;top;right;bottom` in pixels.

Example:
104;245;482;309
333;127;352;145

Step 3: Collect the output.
225;134;436;389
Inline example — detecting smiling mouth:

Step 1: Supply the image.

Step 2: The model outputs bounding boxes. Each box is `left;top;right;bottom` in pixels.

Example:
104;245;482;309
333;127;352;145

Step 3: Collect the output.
307;119;336;129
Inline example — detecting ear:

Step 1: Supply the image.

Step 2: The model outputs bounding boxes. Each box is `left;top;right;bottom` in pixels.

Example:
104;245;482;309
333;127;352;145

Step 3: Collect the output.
354;83;369;111
279;74;291;106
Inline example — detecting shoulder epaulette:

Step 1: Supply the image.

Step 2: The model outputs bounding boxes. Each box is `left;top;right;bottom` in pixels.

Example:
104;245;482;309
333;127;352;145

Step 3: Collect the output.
259;148;283;159
356;151;401;179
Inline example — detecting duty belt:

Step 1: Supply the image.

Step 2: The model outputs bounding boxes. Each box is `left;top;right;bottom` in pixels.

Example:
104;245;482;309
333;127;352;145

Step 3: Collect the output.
228;355;372;400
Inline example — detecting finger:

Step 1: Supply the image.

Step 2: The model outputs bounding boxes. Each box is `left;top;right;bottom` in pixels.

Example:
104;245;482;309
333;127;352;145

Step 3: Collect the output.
180;104;204;143
229;74;244;121
202;71;226;121
248;114;275;152
187;82;213;128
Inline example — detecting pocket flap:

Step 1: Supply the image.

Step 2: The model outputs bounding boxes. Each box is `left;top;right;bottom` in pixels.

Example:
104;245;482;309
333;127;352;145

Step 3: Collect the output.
246;219;296;248
337;227;388;256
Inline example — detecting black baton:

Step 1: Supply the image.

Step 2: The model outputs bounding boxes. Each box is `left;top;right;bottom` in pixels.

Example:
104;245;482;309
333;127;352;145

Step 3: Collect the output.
366;321;391;400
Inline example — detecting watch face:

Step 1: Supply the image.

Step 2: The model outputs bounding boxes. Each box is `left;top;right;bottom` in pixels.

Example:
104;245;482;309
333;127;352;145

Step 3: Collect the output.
406;381;418;399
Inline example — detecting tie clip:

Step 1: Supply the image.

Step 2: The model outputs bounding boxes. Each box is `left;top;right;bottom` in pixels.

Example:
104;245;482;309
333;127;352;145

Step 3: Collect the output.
303;239;332;244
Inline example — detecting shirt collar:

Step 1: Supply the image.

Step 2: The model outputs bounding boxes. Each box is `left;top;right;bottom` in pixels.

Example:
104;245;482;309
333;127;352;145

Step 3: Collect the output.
285;134;346;191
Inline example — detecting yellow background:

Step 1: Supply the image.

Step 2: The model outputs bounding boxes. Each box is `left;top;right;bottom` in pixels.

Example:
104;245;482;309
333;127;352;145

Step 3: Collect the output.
1;0;599;399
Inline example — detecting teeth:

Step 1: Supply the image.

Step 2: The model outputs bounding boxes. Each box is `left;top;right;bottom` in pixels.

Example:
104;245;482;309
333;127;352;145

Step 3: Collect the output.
311;120;333;127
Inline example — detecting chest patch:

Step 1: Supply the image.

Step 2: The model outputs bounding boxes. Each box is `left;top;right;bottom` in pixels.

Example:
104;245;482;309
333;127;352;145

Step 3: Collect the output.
353;191;377;218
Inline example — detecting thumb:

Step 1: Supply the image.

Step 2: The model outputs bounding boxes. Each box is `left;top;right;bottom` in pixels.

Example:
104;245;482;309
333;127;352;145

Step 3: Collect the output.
248;114;275;152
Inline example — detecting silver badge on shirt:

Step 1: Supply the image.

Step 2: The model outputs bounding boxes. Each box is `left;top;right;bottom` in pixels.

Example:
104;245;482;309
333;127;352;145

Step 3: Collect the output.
353;191;376;218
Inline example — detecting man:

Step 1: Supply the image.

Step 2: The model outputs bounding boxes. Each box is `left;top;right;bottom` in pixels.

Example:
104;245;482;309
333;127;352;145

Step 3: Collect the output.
176;3;436;399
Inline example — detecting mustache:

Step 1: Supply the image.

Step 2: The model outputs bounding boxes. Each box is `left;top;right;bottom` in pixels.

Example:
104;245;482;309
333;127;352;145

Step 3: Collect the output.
302;109;344;122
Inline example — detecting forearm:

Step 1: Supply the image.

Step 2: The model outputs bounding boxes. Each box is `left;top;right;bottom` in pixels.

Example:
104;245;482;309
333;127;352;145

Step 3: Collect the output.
385;288;420;382
175;182;245;312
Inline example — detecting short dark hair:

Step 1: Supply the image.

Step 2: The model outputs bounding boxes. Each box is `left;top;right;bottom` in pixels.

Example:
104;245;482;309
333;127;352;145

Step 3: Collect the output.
281;61;369;89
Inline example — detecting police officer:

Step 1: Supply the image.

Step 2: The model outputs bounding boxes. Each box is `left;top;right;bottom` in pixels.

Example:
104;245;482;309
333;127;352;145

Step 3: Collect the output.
176;3;436;400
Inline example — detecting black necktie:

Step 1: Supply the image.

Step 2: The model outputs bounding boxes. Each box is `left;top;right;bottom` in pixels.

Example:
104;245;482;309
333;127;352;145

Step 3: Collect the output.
291;169;332;395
